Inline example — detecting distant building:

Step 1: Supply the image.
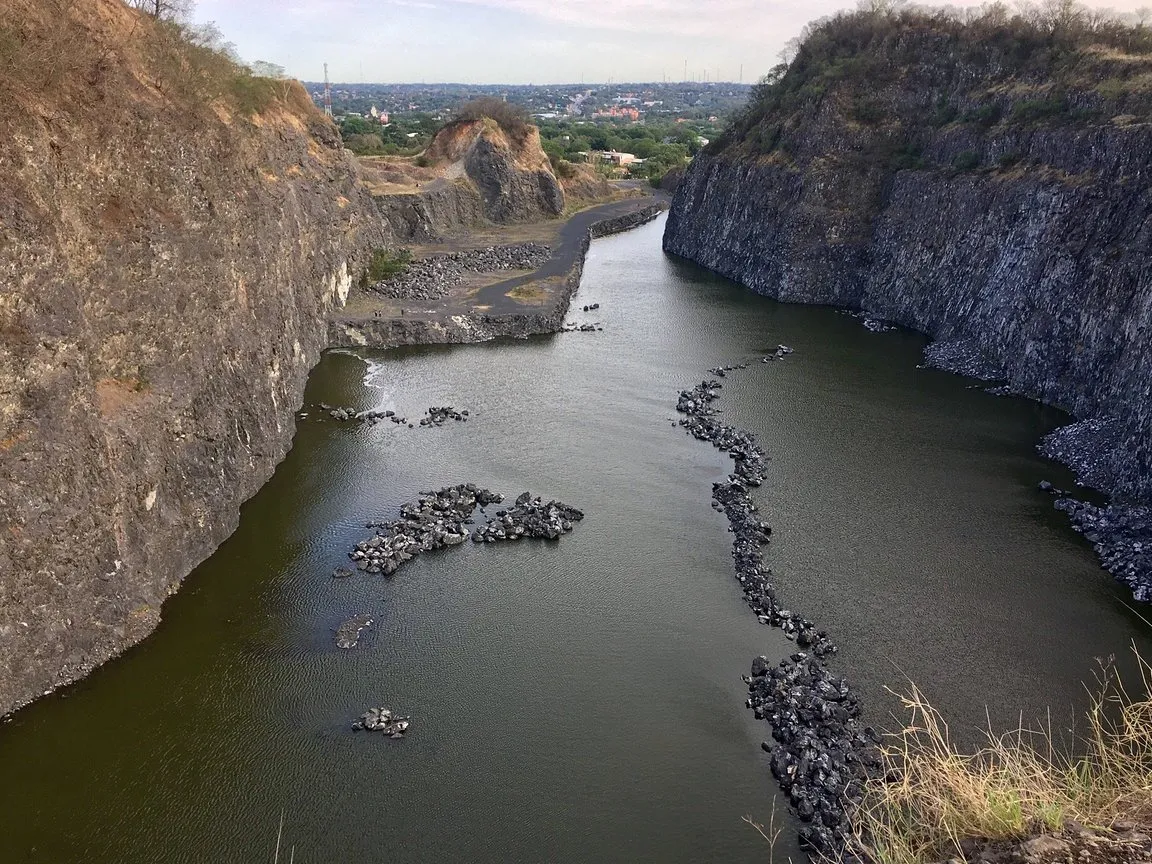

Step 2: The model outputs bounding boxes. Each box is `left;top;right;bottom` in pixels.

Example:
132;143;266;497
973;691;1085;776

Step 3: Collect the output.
591;150;639;166
591;106;640;121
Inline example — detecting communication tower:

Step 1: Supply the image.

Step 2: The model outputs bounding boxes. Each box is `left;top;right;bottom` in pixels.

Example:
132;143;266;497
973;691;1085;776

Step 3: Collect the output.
323;63;333;118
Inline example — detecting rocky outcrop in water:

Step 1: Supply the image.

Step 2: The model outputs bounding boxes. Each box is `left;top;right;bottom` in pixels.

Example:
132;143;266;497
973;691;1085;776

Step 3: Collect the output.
348;485;582;578
470;492;584;543
674;362;878;857
336;615;374;649
664;8;1152;601
352;708;411;738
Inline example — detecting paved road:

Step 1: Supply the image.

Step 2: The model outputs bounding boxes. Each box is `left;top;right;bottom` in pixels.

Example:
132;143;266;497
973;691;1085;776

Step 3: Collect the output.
471;193;668;314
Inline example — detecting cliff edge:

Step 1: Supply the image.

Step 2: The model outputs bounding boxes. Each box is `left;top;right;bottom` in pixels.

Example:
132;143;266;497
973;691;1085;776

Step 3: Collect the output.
0;0;381;712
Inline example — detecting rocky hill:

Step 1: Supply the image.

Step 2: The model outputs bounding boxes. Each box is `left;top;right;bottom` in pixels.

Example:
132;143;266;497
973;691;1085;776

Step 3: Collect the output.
664;6;1152;587
424;115;565;223
0;0;383;713
353;114;575;244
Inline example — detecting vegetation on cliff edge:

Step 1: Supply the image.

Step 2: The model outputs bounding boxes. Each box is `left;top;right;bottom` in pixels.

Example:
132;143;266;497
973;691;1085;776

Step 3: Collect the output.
0;0;310;122
847;650;1152;864
714;0;1152;159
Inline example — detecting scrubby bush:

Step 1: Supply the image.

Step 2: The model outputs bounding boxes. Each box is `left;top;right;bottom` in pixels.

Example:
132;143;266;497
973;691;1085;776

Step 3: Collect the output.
362;249;412;285
848;652;1152;864
1010;95;1069;123
447;97;531;138
952;150;981;170
712;0;1152;157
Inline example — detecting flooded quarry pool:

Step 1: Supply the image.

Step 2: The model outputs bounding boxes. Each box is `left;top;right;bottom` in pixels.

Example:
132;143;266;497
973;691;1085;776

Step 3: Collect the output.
2;215;1148;864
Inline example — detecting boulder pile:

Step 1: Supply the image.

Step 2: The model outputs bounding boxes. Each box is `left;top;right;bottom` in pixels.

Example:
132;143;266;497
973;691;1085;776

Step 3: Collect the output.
470;491;584;543
348;484;583;577
1053;496;1152;601
561;322;602;332
747;653;882;854
352;708;411;738
368;243;551;301
313;403;471;430
420;406;468;426
351;484;500;576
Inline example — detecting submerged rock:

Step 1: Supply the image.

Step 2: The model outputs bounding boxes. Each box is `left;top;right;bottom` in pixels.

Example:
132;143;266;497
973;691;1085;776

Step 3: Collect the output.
335;614;373;649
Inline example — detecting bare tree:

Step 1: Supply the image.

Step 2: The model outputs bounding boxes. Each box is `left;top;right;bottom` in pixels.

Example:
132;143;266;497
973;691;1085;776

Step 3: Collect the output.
1038;0;1086;31
778;36;803;65
1084;6;1116;31
1132;5;1152;27
250;61;286;79
857;0;910;15
127;0;194;22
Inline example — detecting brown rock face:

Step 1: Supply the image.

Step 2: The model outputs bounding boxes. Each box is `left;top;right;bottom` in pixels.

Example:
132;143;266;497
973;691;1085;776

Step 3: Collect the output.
425;119;565;223
0;0;383;713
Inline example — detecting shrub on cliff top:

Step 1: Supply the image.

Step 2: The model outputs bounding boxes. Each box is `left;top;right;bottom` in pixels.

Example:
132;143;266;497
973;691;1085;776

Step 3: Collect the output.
0;1;309;121
446;97;532;139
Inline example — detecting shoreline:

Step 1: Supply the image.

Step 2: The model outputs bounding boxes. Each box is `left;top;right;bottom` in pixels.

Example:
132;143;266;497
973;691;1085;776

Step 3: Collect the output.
661;246;1152;606
329;198;667;350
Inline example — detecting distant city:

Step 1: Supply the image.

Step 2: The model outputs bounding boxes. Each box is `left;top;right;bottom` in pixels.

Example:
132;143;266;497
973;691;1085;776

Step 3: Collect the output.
304;81;752;124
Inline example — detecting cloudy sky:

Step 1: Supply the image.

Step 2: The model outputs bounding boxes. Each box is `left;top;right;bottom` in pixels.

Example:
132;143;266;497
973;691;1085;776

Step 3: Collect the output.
194;0;1145;85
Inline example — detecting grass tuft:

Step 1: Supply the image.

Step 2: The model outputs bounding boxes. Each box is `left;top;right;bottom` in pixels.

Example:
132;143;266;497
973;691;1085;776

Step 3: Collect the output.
848;648;1152;864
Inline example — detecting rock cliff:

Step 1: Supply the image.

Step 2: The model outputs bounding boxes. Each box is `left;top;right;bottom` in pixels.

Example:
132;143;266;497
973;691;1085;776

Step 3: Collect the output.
0;0;383;712
664;8;1152;591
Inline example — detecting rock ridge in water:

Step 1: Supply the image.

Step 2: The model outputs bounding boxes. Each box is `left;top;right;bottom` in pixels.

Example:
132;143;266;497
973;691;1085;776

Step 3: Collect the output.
673;358;879;857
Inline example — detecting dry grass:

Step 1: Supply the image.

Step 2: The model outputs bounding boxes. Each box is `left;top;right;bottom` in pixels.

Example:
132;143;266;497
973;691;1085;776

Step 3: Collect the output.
0;0;315;122
849;648;1152;864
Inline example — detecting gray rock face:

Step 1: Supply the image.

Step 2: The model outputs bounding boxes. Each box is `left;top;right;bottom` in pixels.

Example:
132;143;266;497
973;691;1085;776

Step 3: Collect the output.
370;181;487;245
665;141;1152;504
664;130;1152;598
464;133;564;224
0;75;384;715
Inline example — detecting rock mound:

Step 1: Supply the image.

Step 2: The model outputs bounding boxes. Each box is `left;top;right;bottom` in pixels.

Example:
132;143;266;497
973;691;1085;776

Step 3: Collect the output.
425;119;564;224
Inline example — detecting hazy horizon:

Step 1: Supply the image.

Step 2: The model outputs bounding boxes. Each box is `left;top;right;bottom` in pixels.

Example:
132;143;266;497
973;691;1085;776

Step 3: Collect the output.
193;0;1152;86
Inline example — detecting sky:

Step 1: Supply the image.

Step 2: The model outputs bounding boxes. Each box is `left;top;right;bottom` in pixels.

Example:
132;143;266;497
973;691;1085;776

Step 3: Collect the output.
193;0;1149;85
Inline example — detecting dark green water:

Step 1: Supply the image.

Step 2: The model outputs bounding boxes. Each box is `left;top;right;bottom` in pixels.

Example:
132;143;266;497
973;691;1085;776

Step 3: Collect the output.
2;214;1149;863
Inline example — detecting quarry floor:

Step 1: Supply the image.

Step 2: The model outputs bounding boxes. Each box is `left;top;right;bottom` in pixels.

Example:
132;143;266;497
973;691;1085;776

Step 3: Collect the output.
332;192;669;328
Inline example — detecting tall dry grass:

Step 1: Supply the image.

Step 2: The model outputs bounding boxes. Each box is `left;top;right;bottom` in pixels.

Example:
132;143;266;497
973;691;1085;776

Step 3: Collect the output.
848;648;1152;864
